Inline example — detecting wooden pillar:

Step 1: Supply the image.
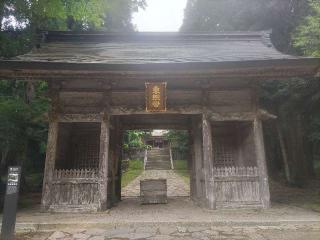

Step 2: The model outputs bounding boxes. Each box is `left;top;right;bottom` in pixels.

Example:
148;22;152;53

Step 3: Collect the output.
202;114;216;209
41;118;59;210
98;113;110;211
253;118;270;208
112;116;122;203
191;117;203;202
189;127;196;200
115;120;123;202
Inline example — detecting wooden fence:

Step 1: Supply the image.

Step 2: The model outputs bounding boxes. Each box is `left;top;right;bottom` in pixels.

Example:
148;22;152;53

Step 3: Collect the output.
49;168;99;211
211;166;261;207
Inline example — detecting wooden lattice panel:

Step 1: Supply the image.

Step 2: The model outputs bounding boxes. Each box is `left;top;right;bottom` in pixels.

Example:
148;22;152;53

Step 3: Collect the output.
55;123;100;170
213;135;236;167
72;132;100;170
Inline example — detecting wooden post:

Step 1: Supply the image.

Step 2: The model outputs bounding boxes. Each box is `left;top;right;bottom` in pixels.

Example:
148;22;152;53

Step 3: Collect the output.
191;117;203;202
98;113;110;211
189;128;196;200
113;117;122;203
253;118;270;208
202;114;216;209
41;118;59;210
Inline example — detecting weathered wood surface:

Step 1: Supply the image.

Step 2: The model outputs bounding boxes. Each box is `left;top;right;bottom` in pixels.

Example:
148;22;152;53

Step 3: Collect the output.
39;75;273;211
212;167;261;208
1;60;318;82
58;113;102;122
53;169;98;179
58;89;255;114
49;182;99;210
202;114;216;209
98;114;110;211
140;179;167;204
50;168;99;210
114;118;123;203
253;119;271;208
41;119;59;210
191;116;205;203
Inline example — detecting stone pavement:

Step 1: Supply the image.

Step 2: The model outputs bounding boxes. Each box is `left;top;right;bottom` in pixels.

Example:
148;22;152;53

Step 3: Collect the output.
10;198;320;228
121;170;190;197
17;224;320;240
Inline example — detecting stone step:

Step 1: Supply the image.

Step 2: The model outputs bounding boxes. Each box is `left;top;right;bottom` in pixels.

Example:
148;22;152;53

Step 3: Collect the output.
145;166;171;170
148;153;169;156
147;158;170;161
147;162;170;166
146;148;171;170
145;163;171;168
148;153;170;157
146;163;171;166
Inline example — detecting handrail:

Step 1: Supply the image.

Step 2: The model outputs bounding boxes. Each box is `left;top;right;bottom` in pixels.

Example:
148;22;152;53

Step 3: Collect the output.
143;149;148;170
169;143;174;170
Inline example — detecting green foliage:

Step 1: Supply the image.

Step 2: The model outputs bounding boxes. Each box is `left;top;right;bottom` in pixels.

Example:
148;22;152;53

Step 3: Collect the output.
121;159;143;187
181;0;310;53
165;130;189;152
1;0;145;31
0;0;145;58
104;0;146;31
294;0;320;56
173;160;190;183
0;80;49;174
173;160;188;170
182;0;320;182
2;0;108;31
123;130;149;150
0;31;32;58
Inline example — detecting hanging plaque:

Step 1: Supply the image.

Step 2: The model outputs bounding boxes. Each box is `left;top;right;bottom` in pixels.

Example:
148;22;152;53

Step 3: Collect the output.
145;82;167;112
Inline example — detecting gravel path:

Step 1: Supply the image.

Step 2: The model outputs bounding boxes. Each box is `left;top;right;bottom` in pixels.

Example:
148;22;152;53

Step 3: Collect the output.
121;170;190;197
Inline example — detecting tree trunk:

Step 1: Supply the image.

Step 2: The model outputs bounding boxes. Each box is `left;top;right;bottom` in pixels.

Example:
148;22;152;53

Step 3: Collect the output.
276;121;291;183
283;113;307;186
0;144;9;175
0;1;5;31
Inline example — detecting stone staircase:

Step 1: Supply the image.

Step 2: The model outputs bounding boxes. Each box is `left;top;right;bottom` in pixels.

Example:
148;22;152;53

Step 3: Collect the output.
145;148;172;170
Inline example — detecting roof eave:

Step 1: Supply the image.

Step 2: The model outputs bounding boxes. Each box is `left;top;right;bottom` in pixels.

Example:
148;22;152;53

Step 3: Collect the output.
0;58;319;81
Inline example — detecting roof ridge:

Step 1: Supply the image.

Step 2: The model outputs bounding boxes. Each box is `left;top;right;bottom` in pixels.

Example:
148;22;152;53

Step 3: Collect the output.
38;30;271;44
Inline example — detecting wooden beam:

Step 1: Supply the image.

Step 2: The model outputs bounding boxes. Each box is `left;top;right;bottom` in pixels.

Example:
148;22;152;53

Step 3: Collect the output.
58;113;102;122
110;106;257;116
98;113;110;211
110;105;203;115
253;118;270;208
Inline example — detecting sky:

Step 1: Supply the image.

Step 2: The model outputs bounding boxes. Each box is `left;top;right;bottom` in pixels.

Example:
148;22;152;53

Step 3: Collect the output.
132;0;187;32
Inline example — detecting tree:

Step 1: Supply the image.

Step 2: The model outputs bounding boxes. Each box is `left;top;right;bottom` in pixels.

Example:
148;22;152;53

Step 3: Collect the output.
0;0;145;196
294;0;320;56
0;80;49;190
0;0;146;58
181;0;320;184
181;0;310;53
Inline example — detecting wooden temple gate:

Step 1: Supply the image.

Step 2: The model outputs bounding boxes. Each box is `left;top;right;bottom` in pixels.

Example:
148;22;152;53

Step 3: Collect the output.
0;31;319;212
40;84;270;211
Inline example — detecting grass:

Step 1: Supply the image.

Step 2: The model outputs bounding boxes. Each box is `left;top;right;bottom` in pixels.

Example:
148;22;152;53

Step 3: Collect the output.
315;160;320;177
173;160;190;183
121;159;144;188
302;199;320;212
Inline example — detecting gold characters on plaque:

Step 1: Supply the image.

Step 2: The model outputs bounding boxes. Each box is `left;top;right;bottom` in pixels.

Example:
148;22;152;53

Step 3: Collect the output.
145;82;166;112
